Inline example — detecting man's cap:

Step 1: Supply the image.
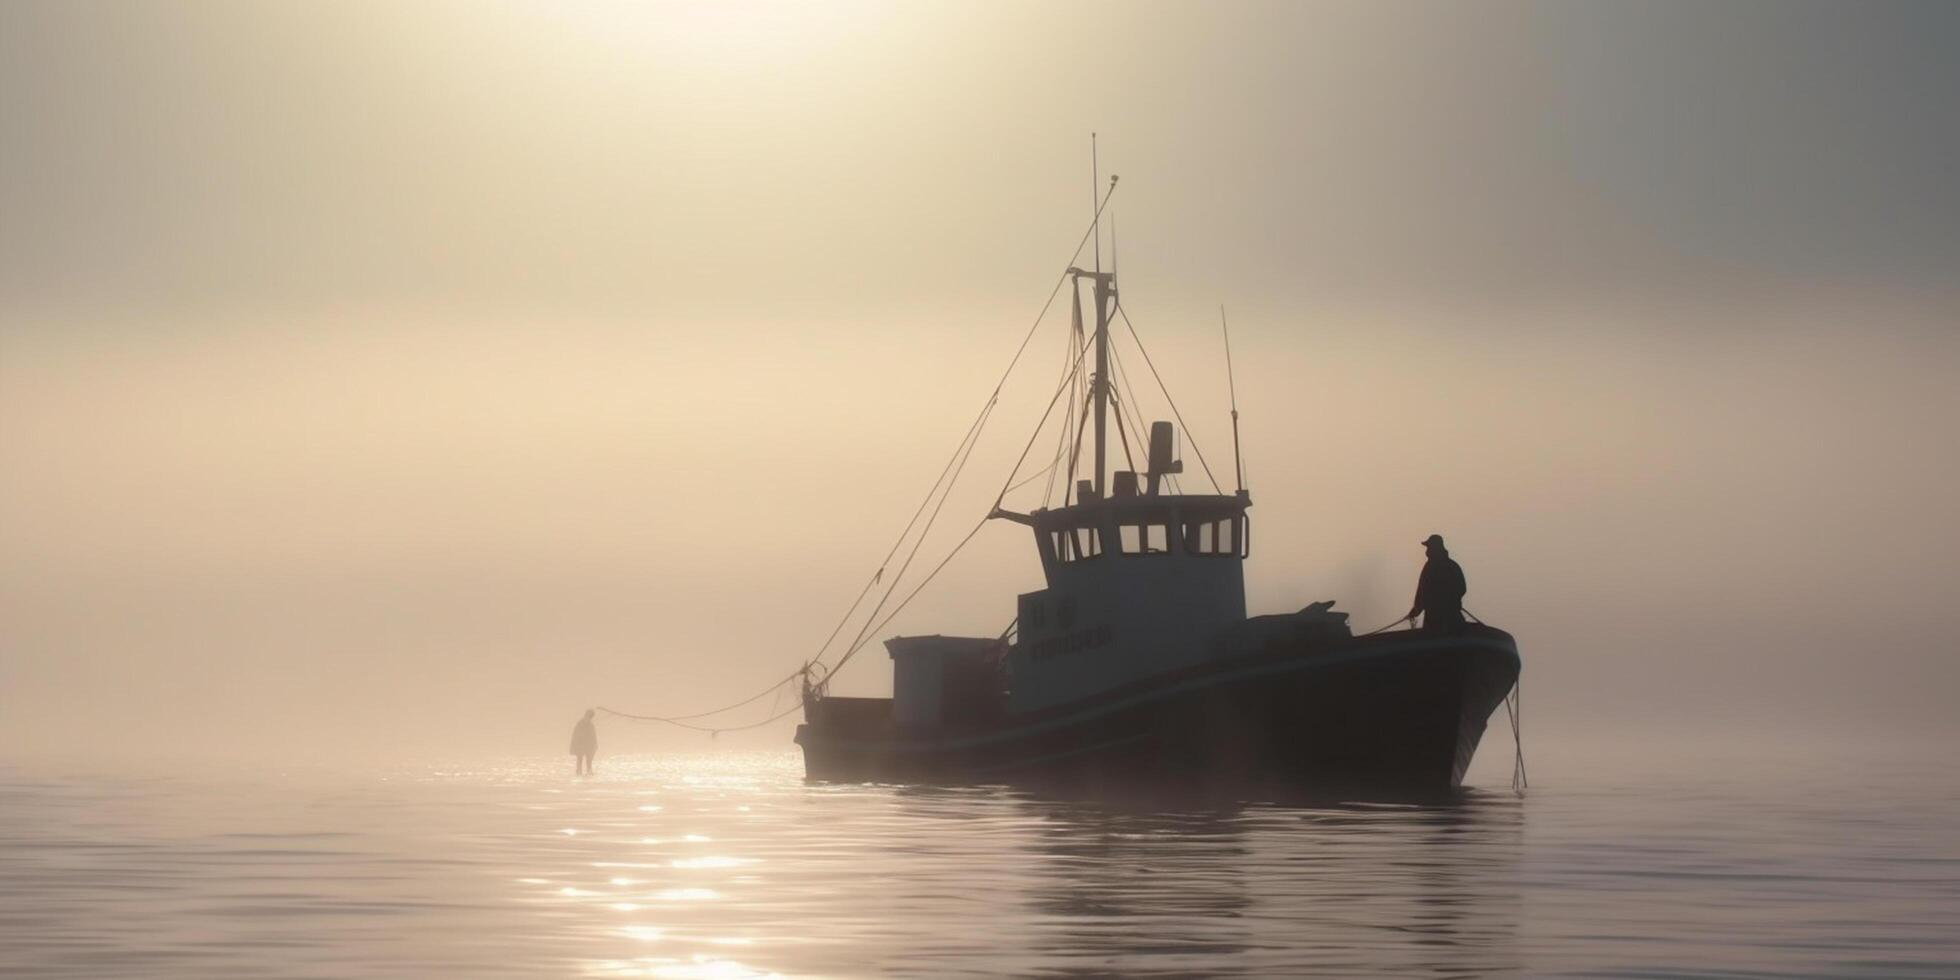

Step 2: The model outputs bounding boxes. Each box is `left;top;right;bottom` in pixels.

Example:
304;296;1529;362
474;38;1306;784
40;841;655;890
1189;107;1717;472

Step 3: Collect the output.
1421;534;1446;548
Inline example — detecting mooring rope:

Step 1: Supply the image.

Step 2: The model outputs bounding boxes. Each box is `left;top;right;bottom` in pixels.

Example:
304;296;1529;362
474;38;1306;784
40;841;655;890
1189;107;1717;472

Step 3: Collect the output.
597;699;809;736
594;670;799;725
1506;674;1528;792
1357;615;1415;636
1461;605;1528;793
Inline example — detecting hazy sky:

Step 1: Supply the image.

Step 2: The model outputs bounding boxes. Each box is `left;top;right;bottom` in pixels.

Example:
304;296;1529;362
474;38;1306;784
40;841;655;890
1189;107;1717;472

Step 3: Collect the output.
3;1;1956;765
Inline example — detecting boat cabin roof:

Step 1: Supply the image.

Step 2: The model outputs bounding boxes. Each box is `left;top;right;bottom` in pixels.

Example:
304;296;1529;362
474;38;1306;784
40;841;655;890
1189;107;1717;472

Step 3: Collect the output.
1030;491;1248;531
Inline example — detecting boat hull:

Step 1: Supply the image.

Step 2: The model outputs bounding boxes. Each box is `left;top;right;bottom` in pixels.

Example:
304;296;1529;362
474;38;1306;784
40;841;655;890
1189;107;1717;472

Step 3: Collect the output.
796;625;1520;796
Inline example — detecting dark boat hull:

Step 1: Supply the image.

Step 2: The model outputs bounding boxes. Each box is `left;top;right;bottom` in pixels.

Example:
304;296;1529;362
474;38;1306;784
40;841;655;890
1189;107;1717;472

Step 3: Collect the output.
796;625;1521;795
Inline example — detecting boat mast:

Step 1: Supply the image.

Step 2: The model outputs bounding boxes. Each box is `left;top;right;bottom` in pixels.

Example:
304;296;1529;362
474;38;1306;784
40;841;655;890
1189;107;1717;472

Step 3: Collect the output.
1060;138;1118;504
1091;134;1109;499
1093;288;1110;499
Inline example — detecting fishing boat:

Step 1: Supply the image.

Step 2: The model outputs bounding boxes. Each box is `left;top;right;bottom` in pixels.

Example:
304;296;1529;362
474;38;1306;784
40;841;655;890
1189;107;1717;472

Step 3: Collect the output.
794;181;1521;795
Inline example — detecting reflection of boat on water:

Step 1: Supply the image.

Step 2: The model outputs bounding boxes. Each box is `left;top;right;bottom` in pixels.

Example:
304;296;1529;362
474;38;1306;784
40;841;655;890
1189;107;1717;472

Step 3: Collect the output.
1004;792;1524;975
795;180;1521;795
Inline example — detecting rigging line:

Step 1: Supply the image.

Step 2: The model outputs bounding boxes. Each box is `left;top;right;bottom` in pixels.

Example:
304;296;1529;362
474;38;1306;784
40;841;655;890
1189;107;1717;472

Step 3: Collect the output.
819;368;1019;682
1103;315;1141;476
975;177;1119;420
809;388;996;668
1063;388;1096;503
1107;340;1154;464
1010;385;1085;499
1062;361;1085;507
1109;386;1138;476
997;332;1097;508
1108;338;1139;424
826;339;1095;686
1114;302;1222;493
816;181;1118;686
818;388;1001;684
818;514;990;681
860;174;1114;557
1038;398;1072;504
595;183;1122;730
1005;455;1061;494
1049;371;1071;507
656;399;996;725
840;173;1117;639
1044;313;1087;506
819;303;1086;675
1042;389;1073;504
1040;304;1078;504
803;327;1011;674
1108;332;1174;499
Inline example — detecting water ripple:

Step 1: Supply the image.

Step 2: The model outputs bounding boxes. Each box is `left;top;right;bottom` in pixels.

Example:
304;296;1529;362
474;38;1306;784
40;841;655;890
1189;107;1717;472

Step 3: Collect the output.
0;754;1954;977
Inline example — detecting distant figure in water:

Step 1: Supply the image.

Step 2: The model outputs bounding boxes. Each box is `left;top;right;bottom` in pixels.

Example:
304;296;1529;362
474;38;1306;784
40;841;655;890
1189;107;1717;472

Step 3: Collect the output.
570;709;598;775
1407;534;1467;632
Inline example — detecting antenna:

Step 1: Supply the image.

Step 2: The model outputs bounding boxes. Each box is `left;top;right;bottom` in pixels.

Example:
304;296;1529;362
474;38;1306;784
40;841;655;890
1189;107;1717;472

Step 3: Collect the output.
1091;132;1101;275
1110;210;1118;281
1222;306;1245;495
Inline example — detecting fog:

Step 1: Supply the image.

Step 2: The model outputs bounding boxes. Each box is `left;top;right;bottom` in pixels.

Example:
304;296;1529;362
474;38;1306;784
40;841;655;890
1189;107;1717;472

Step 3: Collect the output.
3;1;1956;767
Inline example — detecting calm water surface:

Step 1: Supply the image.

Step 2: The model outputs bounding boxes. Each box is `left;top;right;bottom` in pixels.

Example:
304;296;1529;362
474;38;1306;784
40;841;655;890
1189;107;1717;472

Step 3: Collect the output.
1;751;1954;978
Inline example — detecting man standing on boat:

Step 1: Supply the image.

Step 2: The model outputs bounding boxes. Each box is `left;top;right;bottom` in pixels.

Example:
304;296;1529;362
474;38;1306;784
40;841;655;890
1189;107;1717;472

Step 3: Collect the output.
1407;534;1467;632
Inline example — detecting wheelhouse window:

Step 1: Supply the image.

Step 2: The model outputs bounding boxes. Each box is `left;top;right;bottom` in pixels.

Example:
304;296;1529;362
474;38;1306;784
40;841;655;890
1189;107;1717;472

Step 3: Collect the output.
1182;516;1241;556
1050;526;1104;563
1118;522;1170;555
